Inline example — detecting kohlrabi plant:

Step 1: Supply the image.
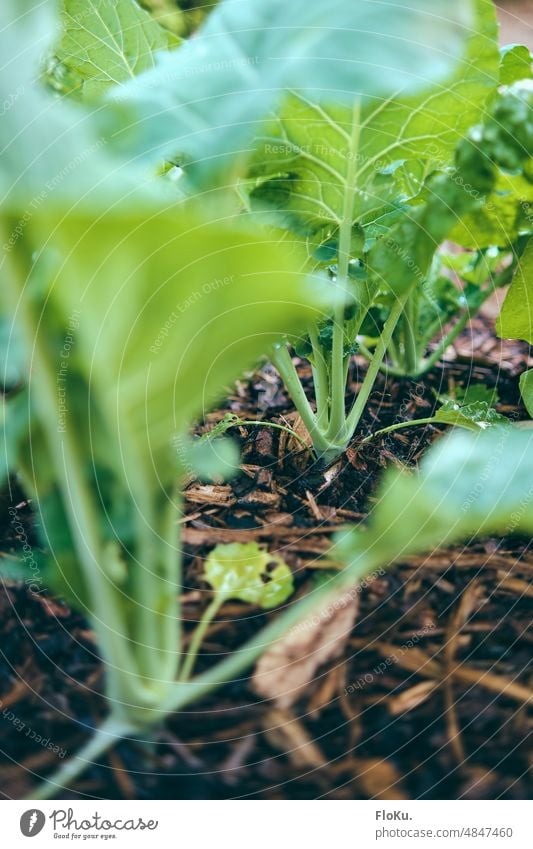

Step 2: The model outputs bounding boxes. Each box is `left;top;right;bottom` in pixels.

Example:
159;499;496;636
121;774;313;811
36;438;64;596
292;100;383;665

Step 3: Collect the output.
2;0;533;801
0;0;333;798
101;0;532;462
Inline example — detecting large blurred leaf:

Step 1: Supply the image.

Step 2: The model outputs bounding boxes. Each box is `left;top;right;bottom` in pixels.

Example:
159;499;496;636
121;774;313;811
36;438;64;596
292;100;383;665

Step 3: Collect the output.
107;0;473;180
48;0;180;101
0;317;25;389
0;0;335;490
25;207;333;483
0;0;170;213
335;428;533;566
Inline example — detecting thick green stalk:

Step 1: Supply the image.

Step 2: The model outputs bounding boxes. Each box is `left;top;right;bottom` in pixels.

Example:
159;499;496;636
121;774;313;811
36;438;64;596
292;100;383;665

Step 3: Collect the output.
1;238;159;717
308;323;330;431
133;500;162;678
387;334;401;369
327;100;362;443
29;716;136;800
158;485;183;683
271;344;336;455
400;292;419;375
344;292;409;438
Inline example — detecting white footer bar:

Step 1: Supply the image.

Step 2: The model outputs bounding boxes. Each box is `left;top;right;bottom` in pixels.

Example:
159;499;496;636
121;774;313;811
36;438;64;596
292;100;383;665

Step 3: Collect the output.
3;800;531;848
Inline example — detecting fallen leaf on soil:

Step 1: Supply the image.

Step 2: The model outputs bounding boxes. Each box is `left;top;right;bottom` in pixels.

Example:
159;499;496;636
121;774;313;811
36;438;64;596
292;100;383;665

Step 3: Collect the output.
262;708;327;769
354;757;409;800
252;588;359;708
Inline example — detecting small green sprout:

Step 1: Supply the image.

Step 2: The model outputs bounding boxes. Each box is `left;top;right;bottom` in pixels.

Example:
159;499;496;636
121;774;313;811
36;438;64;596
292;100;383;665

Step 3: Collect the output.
204;542;294;609
180;543;293;681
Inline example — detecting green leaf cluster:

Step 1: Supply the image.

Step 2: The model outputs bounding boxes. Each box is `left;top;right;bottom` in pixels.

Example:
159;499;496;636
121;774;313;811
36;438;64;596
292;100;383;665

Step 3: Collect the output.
203;542;294;609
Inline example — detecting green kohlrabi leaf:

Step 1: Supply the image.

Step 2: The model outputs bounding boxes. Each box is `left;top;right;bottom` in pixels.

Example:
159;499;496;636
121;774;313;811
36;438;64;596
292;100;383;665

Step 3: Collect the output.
187;436;240;482
453;383;500;407
499;44;532;85
246;1;498;295
203;542;294;608
366;174;481;293
23;206;335;485
451;81;533;248
0;0;172;212
1;0;337;489
48;0;180;101
433;399;507;431
335;428;533;567
496;236;533;344
106;0;474;182
248;0;498;247
519;369;533;418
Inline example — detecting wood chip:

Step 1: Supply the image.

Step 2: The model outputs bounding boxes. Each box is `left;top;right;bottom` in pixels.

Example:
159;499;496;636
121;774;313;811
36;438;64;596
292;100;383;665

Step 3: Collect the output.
185;484;236;506
237;490;280;509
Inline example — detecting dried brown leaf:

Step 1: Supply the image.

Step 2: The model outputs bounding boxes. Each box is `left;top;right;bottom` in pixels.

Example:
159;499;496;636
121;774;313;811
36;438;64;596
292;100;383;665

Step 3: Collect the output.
354;757;409;800
252;589;359;708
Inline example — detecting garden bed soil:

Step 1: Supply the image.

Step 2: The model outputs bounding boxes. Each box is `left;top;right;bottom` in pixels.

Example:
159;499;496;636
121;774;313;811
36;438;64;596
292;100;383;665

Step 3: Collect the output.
1;316;532;800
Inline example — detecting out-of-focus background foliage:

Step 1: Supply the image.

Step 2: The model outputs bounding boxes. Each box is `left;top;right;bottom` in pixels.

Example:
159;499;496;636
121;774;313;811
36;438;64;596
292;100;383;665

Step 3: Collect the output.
140;1;533;45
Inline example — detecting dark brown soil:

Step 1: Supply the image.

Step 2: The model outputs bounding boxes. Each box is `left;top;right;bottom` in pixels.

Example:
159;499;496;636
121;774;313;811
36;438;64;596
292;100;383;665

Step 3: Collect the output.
1;315;532;800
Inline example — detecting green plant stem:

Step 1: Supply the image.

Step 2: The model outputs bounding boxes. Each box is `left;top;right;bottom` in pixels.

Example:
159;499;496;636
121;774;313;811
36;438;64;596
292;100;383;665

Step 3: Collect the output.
179;595;225;682
1;241;147;711
387;334;401;368
363;417;437;442
401;292;419;375
130;473;182;687
328;100;361;443
159;484;183;682
357;340;407;378
414;282;498;377
272;344;335;454
162;545;378;716
344;292;409;438
200;415;311;452
134;499;162;678
416;309;472;375
308;323;330;431
32;538;379;798
29;715;136;800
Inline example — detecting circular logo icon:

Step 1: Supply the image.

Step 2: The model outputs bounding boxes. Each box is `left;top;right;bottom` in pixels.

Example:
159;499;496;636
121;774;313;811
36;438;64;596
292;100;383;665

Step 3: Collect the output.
20;810;46;837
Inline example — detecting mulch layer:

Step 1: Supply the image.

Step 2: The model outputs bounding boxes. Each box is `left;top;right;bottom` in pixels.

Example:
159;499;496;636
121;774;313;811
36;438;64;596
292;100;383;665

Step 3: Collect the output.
1;316;533;800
